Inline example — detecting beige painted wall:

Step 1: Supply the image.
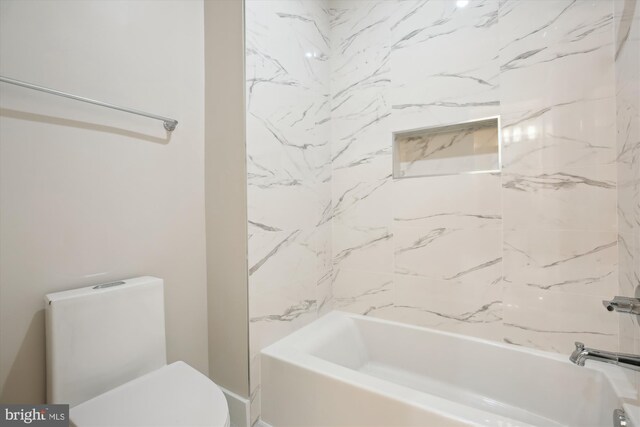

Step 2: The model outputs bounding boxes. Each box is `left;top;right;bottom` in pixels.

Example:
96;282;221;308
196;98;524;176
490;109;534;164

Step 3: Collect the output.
204;0;249;398
0;0;209;403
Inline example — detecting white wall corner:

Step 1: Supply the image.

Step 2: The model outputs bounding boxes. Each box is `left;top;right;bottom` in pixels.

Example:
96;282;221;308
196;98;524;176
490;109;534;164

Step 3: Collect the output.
220;386;251;427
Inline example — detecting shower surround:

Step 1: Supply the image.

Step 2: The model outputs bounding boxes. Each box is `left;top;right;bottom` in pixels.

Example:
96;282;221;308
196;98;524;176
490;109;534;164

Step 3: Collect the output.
245;0;332;421
246;0;633;422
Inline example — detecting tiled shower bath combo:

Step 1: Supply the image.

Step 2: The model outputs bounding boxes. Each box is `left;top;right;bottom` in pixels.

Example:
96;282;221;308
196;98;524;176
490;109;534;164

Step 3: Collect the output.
246;0;639;424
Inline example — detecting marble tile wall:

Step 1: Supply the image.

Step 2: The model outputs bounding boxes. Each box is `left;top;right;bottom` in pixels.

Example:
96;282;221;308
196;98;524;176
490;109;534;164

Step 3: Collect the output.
247;0;632;422
245;0;331;423
331;0;620;353
614;0;640;404
499;0;619;352
330;0;395;318
390;0;505;342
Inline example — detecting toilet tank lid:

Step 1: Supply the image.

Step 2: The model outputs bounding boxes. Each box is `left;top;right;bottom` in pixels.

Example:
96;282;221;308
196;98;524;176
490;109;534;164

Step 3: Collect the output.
70;362;229;427
45;276;160;304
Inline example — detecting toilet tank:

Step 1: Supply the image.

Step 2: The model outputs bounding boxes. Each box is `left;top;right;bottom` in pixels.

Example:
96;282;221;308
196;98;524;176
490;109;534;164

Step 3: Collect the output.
45;276;166;407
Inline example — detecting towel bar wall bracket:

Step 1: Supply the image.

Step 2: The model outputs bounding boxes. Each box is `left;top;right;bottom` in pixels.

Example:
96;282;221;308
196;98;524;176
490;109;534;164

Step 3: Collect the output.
0;75;178;132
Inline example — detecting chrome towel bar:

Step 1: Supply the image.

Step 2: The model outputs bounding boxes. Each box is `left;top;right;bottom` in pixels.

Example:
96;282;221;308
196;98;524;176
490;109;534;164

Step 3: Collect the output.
0;75;178;131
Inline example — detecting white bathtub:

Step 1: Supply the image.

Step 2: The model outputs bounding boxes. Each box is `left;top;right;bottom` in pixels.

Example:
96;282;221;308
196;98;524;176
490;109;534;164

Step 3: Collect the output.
261;311;639;427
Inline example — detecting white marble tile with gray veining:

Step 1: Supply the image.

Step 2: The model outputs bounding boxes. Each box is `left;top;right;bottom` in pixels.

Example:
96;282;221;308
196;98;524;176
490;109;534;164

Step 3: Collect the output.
502;286;619;354
394;226;502;285
503;229;618;297
332;221;394;274
500;98;617;172
499;0;613;75
499;0;617;173
390;0;500;132
246;1;333;423
393;172;502;229
332;161;392;227
502;165;617;231
332;268;394;316
249;229;318;317
391;274;504;342
330;1;393;173
329;1;395;282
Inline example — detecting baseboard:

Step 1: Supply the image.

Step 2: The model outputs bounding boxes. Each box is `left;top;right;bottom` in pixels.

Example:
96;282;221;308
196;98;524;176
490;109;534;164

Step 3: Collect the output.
220;386;251;427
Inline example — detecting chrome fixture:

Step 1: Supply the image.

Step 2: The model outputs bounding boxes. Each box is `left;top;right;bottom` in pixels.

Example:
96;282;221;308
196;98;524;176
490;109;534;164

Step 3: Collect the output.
570;342;640;372
613;409;628;427
0;75;178;131
93;281;125;290
603;296;640;315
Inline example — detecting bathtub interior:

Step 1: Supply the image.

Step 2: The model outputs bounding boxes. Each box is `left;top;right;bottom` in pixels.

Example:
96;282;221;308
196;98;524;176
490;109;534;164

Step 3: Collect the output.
296;312;622;427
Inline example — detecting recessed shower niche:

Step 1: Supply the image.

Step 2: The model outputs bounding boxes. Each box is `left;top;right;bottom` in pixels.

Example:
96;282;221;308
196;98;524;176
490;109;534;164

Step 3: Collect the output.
392;117;501;178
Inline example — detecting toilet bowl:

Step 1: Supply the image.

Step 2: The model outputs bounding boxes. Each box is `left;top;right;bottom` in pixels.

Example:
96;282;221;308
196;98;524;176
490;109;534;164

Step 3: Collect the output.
45;276;230;427
70;361;229;427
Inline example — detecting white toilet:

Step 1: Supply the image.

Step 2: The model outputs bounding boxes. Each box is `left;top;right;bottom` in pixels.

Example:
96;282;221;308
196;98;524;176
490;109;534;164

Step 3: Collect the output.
45;276;230;427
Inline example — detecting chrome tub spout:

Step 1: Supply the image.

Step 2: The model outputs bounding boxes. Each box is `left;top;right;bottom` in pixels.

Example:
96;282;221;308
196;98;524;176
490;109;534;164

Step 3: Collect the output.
570;342;640;372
